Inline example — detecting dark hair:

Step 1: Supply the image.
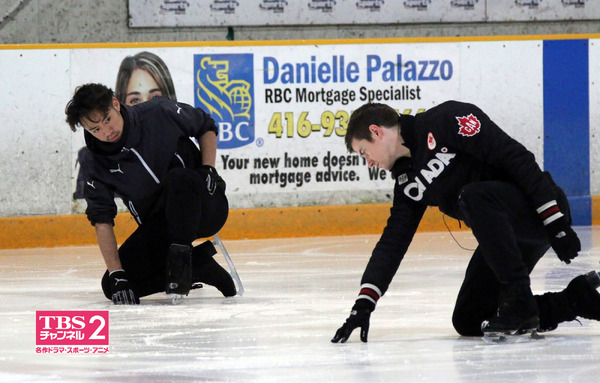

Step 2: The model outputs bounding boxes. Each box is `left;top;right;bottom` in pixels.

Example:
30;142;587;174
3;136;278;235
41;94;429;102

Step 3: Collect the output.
115;51;177;104
65;83;115;132
345;103;400;152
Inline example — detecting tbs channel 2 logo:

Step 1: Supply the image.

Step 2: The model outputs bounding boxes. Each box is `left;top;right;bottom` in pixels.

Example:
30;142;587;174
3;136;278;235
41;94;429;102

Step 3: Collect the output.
194;54;255;149
36;311;109;354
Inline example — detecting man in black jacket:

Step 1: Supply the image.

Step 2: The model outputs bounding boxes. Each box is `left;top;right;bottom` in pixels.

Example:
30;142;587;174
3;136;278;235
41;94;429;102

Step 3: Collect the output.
65;83;235;304
332;101;600;341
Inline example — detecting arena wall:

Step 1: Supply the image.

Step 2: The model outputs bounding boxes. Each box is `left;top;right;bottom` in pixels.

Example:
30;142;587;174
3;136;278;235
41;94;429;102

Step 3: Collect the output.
1;1;599;248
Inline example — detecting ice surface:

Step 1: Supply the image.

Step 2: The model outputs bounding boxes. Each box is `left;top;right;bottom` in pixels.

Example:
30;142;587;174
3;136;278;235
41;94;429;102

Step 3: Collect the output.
1;228;599;382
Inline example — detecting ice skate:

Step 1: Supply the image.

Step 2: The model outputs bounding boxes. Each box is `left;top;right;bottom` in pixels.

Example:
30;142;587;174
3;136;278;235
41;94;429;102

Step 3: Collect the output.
565;271;600;321
192;239;237;297
170;283;203;305
165;243;192;297
482;329;544;344
481;281;541;343
213;234;244;296
537;270;600;332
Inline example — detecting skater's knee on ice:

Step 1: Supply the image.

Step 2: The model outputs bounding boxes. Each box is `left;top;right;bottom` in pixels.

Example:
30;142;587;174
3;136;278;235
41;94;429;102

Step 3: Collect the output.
452;309;485;336
452;316;483;337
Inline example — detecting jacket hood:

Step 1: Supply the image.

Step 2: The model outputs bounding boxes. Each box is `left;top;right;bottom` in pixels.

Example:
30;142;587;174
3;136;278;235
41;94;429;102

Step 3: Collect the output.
398;114;417;151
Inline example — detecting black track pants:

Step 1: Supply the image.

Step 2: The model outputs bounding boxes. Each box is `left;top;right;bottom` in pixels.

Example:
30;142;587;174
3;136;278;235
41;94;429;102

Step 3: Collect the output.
452;181;550;336
101;168;228;299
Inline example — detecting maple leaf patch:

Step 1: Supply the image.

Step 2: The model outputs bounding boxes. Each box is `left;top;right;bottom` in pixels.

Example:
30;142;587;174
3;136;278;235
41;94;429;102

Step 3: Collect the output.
456;114;481;137
427;132;436;150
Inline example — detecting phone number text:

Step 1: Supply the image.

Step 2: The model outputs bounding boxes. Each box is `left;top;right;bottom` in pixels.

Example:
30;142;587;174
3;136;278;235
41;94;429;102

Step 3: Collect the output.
268;110;348;138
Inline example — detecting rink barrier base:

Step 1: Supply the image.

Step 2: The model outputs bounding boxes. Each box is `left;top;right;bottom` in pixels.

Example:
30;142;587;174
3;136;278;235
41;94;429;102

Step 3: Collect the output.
1;198;599;249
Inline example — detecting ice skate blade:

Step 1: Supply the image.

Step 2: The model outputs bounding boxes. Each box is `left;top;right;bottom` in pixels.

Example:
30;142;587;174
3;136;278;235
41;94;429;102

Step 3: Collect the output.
169;294;185;305
213;234;244;296
482;330;544;344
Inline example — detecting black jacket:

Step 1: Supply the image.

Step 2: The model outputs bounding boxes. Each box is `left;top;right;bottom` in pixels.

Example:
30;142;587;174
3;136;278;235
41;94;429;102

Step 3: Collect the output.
83;98;217;226
361;100;559;295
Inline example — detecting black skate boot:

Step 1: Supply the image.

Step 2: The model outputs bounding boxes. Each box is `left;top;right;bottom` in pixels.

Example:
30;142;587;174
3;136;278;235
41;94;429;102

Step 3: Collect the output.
537;271;600;332
165;243;192;297
481;282;540;341
192;241;236;297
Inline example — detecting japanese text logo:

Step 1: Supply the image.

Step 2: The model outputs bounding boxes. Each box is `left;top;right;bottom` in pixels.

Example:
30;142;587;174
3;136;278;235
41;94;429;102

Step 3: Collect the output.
36;311;109;354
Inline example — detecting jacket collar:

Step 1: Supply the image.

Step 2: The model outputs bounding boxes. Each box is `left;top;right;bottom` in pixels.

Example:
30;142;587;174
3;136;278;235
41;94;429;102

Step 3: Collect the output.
398;114;417;151
85;104;133;156
390;114;417;179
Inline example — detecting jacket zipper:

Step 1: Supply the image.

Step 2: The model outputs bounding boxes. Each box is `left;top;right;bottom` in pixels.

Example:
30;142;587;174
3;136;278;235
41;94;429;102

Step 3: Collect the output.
123;147;161;184
121;147;159;226
128;201;142;225
174;152;186;168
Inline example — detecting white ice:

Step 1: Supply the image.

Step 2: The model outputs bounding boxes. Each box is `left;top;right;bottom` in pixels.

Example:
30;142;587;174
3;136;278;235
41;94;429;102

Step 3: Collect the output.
1;228;600;382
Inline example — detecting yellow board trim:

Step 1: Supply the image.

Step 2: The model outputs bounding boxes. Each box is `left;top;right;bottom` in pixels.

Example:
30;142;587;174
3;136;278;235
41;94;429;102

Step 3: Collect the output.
0;204;465;249
593;196;600;226
2;34;600;50
2;197;599;249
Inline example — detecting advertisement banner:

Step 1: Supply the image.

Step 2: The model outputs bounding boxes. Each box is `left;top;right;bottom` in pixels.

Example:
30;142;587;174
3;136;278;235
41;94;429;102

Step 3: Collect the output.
487;0;599;22
128;0;486;27
69;42;461;209
4;37;591;219
128;0;599;27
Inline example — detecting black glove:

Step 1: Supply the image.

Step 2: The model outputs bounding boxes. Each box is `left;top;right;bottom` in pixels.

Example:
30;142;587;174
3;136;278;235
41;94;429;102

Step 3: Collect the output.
109;269;139;305
545;216;581;264
331;300;374;343
199;165;226;195
536;184;580;264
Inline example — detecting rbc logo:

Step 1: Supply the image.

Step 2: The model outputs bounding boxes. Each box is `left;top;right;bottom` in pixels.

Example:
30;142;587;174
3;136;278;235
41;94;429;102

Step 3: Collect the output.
194;54;255;149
